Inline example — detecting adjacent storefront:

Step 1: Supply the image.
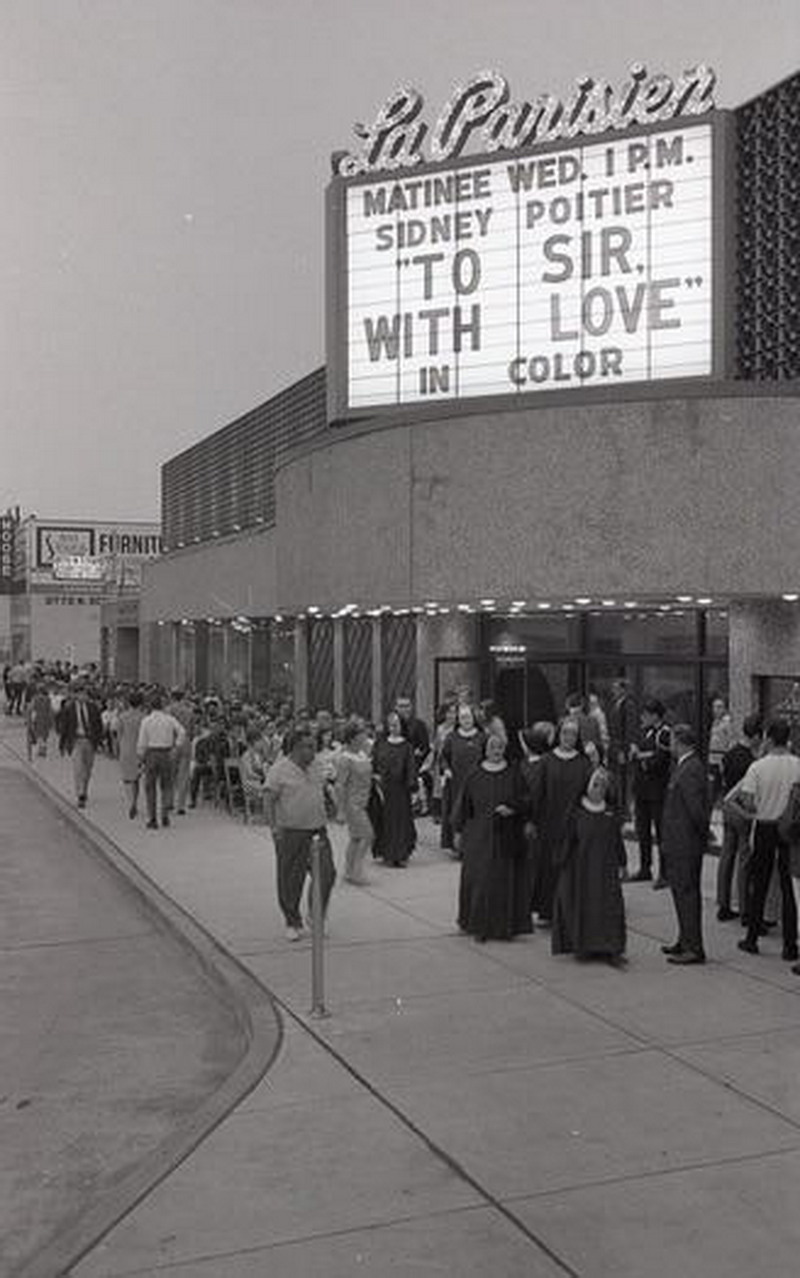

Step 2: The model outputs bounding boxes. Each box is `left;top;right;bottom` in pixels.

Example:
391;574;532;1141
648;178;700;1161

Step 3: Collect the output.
9;516;162;670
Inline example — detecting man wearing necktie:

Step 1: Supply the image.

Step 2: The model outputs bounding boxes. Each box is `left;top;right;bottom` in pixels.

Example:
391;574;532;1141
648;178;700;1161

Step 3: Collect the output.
58;682;104;808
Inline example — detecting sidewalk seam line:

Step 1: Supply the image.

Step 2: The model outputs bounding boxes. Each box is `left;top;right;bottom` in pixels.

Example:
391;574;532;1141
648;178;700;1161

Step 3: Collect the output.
271;993;581;1278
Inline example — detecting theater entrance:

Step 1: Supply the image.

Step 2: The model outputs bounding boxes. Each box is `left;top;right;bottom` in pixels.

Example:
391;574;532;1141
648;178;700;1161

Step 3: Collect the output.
484;608;728;747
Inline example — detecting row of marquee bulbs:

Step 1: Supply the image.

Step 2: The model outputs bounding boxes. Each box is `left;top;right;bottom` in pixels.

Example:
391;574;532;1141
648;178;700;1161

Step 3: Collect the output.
170;595;800;626
291;596;731;620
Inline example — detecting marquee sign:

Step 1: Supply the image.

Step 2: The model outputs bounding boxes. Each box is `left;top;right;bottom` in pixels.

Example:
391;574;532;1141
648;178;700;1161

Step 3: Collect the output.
328;106;731;415
332;65;716;176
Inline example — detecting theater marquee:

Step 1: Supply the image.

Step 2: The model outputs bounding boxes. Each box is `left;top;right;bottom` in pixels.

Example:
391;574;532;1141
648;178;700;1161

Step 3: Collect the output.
326;69;732;417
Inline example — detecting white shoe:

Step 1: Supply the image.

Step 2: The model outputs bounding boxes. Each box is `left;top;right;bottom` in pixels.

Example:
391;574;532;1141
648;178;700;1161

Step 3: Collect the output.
286;927;304;942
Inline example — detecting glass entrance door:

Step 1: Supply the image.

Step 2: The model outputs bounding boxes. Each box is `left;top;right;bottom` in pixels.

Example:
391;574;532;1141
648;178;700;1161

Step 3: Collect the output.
587;662;699;733
490;657;581;731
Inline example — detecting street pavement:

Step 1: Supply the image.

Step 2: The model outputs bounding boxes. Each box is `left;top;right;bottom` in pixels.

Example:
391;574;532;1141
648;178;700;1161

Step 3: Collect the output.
5;718;800;1277
0;746;278;1278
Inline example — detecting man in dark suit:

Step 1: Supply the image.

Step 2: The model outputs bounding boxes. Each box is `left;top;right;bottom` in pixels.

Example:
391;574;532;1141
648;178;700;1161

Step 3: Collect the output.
661;724;710;964
608;677;637;823
57;681;105;808
396;695;431;813
629;698;672;885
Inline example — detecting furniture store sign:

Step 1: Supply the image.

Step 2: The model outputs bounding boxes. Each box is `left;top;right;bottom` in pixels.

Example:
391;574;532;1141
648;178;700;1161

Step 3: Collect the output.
328;67;727;412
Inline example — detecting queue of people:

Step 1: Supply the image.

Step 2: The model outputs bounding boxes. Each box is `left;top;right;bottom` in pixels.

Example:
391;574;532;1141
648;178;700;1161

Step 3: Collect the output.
7;661;800;976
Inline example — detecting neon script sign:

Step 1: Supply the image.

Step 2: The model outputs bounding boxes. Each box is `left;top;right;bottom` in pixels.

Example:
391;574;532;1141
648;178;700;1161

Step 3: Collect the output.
332;65;716;176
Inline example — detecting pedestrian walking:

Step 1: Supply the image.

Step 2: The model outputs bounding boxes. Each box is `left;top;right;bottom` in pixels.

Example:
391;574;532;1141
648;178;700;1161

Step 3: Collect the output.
165;688;196;815
137;693;186;829
117;690;145;818
334;720;374;884
264;727;337;941
57;681;105;808
453;732;532;942
440;704;485;853
552;767;627;964
239;725;270;818
396;694;431;814
527;717;592;924
372;710;417;867
26;680;53;758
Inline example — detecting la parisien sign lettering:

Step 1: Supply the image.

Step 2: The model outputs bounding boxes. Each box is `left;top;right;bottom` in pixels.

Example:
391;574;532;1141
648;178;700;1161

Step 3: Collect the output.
332;65;716;177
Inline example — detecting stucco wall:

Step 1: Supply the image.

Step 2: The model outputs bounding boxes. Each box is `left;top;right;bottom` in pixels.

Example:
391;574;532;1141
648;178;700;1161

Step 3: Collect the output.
275;393;800;611
140;527;276;621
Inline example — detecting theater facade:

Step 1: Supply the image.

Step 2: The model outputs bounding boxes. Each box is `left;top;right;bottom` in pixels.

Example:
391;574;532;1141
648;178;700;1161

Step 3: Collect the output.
141;65;800;739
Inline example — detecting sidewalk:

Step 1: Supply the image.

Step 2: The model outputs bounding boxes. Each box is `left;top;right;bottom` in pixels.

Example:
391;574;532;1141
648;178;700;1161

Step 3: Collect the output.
13;724;800;1278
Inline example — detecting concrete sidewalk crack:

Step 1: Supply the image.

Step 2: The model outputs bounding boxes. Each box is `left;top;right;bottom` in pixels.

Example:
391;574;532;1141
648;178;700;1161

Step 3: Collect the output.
271;992;582;1278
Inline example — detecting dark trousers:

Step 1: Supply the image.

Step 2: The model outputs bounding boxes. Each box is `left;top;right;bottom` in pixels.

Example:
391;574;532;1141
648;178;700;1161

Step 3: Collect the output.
717;814;751;913
745;822;798;948
144;748;174;823
667;853;704;956
190;763;216;804
440;779;454;849
610;761;630;822
274;827;336;928
634;791;665;876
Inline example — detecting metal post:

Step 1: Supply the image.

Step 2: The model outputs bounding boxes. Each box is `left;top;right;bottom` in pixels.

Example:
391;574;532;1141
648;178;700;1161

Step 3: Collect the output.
309;834;329;1018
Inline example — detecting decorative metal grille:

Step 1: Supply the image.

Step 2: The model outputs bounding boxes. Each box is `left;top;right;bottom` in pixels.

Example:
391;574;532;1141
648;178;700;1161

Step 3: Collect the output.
161;367;328;550
736;73;800;380
344;617;373;718
308;617;334;711
381;615;416;715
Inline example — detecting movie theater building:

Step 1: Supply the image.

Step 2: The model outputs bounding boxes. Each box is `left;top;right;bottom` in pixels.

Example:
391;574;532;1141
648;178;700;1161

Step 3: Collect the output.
141;65;800;738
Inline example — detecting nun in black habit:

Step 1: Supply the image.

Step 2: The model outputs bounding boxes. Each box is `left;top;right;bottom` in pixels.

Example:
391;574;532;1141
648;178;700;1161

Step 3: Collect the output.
552;766;627;963
453;732;533;941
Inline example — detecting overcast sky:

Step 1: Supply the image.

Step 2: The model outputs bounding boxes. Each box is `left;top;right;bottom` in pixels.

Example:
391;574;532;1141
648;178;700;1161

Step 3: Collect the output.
2;0;797;523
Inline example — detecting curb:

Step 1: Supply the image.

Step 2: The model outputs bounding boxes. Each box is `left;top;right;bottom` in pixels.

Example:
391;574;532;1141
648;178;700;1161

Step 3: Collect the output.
5;747;284;1278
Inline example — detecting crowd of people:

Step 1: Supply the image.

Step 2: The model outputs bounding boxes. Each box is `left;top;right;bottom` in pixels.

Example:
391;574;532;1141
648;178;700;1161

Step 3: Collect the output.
5;658;800;974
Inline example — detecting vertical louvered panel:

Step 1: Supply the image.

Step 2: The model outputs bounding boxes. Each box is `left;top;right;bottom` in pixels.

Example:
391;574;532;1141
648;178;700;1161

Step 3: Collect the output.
381;615;416;716
308;617;334;711
344;617;373;719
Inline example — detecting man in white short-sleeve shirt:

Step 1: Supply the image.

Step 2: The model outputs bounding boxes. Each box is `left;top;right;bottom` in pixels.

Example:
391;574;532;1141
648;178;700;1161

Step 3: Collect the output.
264;728;337;941
733;718;800;965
